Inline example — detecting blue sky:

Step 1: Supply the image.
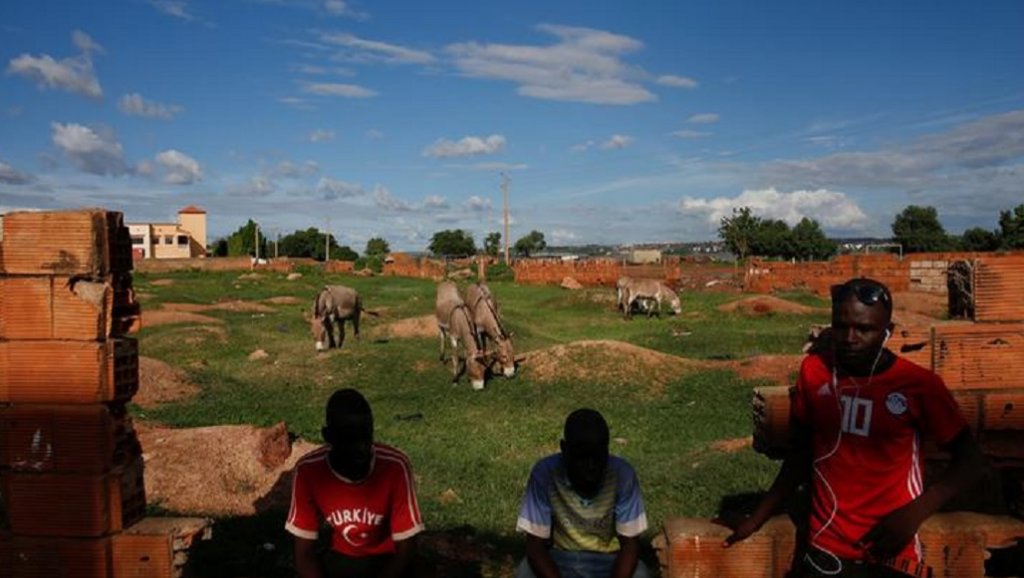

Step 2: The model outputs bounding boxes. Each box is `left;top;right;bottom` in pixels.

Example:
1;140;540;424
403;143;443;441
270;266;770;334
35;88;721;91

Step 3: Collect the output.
2;0;1022;251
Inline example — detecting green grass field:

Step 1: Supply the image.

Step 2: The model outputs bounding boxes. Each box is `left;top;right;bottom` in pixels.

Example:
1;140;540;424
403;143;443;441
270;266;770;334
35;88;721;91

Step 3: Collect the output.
132;267;830;576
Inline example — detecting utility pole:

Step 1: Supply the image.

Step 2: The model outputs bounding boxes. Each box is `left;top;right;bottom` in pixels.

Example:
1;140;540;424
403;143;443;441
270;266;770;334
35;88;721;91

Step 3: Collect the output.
324;217;331;262
273;228;280;259
502;172;510;265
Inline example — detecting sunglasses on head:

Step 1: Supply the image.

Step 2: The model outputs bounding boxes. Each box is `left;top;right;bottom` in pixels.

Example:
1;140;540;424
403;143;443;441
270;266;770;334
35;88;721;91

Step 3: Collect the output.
831;283;892;310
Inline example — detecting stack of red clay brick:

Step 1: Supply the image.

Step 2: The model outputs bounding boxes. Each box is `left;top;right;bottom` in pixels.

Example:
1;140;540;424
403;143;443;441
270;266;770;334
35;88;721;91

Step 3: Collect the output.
0;209;209;578
658;261;1024;577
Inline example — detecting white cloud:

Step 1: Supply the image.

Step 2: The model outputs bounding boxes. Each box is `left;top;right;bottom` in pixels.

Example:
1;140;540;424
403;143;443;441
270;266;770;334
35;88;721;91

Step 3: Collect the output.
323;0;369;19
601;134;634;150
71;31;104;55
118;93;183;119
290;63;354;76
423;195;448;208
680;187;869;231
688;113;719;124
154;149;202;185
423;134;505;158
149;0;194;20
374;185;412;211
308;128;335;143
447;24;655;105
272;160;319;178
672;129;711;139
571;140;595;152
302;82;377;98
466;195;492;211
656;75;697;88
7;31;103;98
51;122;127;176
550;229;579;244
320;33;435;65
464;162;528;171
227;175;276;197
0;161;33;185
316;177;363;199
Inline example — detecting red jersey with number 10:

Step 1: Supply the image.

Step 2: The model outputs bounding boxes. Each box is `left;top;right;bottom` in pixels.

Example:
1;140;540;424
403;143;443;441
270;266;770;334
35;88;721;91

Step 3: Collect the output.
285;443;424;557
792;353;967;562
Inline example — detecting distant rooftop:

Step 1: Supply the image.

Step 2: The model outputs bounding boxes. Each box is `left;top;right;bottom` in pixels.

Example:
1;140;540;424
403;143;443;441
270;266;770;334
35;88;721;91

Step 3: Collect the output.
178;205;206;214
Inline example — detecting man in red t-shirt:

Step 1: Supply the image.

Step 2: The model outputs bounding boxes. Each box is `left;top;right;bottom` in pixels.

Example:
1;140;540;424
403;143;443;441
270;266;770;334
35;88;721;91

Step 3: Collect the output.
286;388;423;578
720;278;985;577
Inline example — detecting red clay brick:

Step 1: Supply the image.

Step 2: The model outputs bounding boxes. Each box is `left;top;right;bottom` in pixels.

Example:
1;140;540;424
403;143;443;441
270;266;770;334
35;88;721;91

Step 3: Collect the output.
1;210;132;276
0;535;114;578
0;338;139;404
0;404;138;473
0;276;138;340
0;457;144;537
933;324;1024;390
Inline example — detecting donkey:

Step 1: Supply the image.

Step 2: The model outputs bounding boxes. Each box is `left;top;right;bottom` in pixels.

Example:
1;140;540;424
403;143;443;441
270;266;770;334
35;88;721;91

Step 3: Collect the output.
466;282;516;378
310;285;377;351
435;281;488;390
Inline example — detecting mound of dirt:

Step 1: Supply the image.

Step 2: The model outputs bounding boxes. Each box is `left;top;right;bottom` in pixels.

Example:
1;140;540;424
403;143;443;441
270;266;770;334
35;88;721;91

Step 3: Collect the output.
523;340;705;392
380;315;437;339
150;279;175;287
718;296;825;316
135;357;200;408
723;354;803;387
138;422;319;516
561;277;583;290
160;300;276;313
141;310;223;328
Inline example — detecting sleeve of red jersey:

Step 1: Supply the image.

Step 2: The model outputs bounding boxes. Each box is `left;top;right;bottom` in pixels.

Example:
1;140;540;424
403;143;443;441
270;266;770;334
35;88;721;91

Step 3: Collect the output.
916;371;970;446
285;464;320;540
386;451;425;542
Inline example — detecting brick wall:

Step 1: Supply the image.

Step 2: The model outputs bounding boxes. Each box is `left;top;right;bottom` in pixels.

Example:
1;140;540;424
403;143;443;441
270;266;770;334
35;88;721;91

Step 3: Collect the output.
512;257;693;287
745;252;1006;296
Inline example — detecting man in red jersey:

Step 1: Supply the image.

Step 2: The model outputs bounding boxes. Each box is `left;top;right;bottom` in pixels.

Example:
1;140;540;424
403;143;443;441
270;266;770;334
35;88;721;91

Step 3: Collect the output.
720;278;984;577
287;388;423;578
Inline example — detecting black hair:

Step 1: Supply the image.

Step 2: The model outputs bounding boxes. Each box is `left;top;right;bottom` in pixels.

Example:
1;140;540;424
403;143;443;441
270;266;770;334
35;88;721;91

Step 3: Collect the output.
831;277;893;317
325;388;372;426
563;408;610;447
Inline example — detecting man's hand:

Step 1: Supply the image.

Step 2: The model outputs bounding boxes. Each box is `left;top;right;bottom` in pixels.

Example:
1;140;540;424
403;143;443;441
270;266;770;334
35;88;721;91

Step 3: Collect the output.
713;514;764;548
855;500;926;559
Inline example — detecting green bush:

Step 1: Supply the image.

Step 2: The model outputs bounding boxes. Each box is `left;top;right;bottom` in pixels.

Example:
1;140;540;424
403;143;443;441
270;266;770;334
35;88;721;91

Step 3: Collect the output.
485;262;514;281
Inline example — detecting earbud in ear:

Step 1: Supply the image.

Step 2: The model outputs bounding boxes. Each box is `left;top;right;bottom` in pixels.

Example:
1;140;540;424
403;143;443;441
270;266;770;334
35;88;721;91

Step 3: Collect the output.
883;328;892;342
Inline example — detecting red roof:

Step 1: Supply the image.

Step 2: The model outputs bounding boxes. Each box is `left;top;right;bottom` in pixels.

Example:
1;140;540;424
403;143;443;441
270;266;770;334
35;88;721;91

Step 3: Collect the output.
178;205;206;214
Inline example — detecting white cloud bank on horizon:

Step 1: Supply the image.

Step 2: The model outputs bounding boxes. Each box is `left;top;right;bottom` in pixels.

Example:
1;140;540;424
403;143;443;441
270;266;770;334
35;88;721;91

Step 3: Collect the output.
680;188;870;231
447;24;656;105
423;134;506;158
7;30;104;99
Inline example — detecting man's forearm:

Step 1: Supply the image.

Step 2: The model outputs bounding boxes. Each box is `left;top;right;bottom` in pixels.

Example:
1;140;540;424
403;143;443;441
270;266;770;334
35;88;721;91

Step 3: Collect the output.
611;537;640;578
379;538;415;578
911;431;986;520
750;451;809;525
294;539;325;578
525;536;561;578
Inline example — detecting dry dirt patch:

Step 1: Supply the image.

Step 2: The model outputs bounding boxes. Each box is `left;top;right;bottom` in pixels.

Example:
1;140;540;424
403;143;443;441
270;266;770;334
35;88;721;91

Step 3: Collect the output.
135;356;200;407
892;291;947;319
710;437;752;453
378;315;437;339
161;300;276;313
138;422;319;516
263;296;303;305
150;279;175;287
522;340;705;393
141;310;224;328
718;296;825;316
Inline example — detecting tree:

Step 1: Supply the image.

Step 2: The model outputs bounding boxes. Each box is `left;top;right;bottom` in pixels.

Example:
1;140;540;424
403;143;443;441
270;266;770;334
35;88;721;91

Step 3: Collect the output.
210;237;228;257
891;205;952;253
365;237;390;257
999;203;1024;249
278;227;347;261
960;227;1001;252
749;219;793;259
514;230;547;257
225;220;268;258
790;217;837;261
718;207;761;261
428;229;476;257
484;232;502;258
